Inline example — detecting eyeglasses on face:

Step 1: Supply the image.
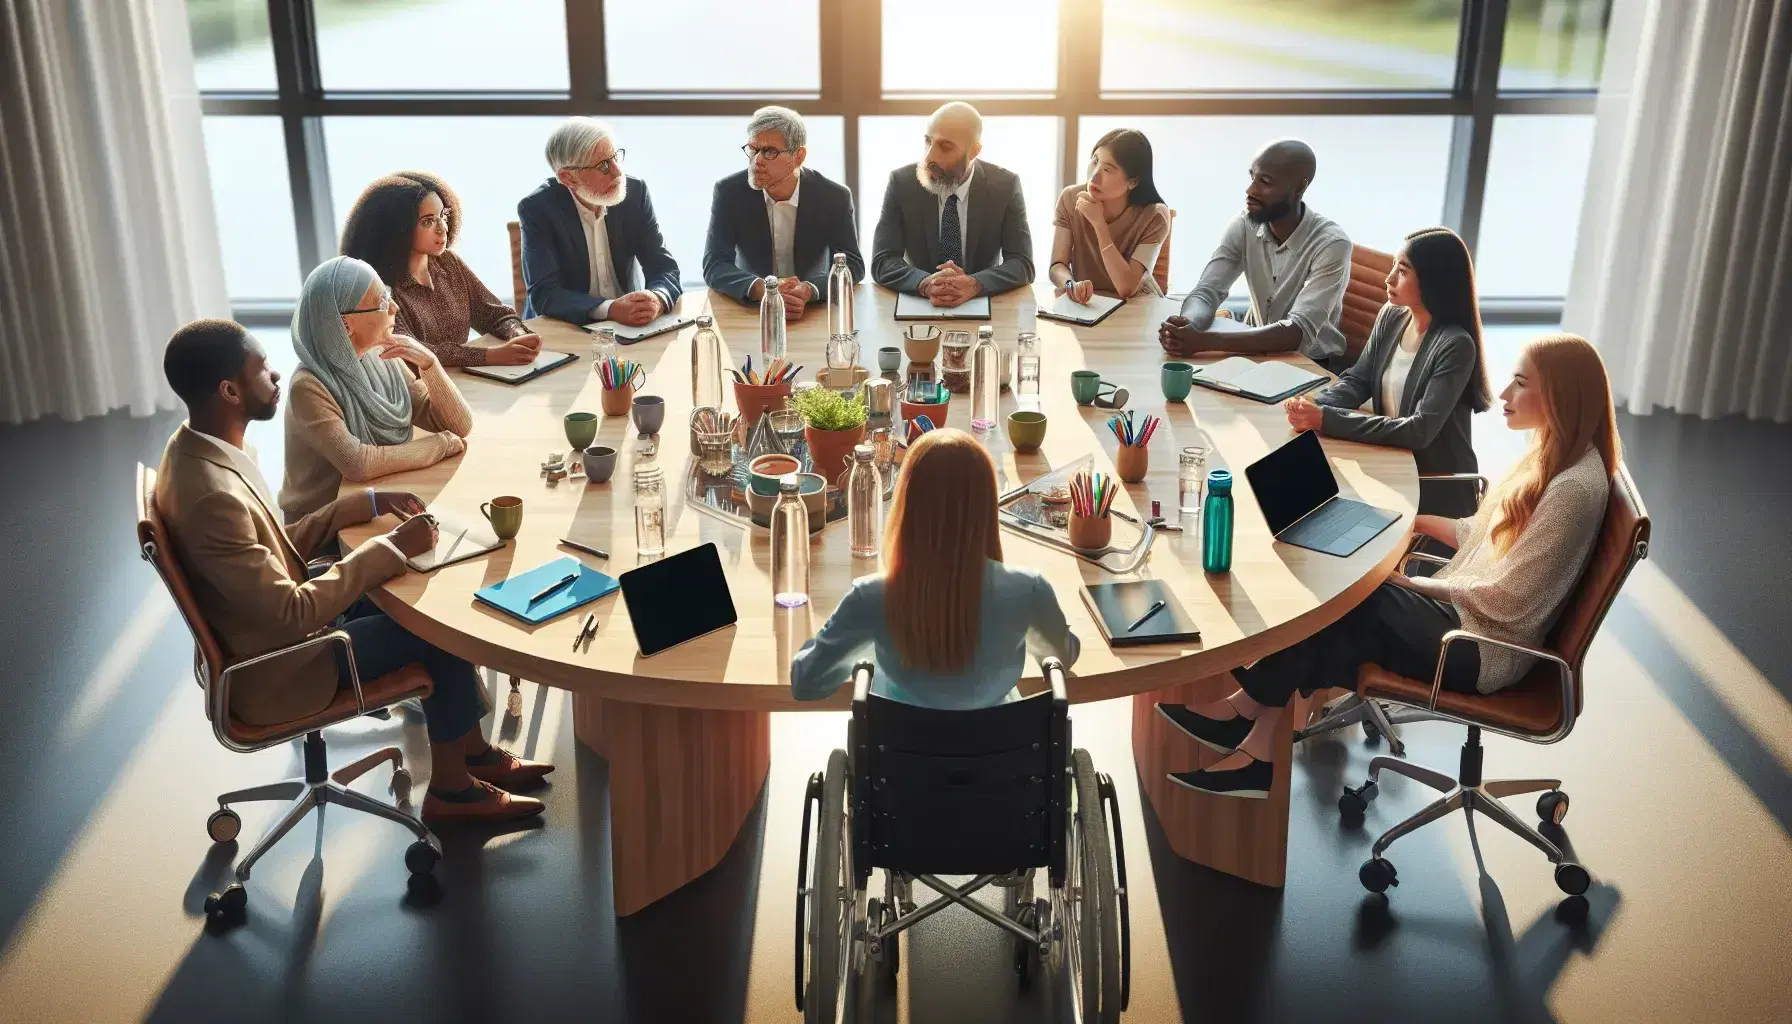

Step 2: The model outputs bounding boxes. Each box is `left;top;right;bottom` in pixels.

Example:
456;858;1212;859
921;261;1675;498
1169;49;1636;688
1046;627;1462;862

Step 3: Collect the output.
345;287;395;315
742;143;791;161
569;149;626;176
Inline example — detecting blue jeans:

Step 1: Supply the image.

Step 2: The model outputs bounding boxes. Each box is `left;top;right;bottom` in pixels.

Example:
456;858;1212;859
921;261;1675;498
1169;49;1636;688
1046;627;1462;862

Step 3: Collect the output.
327;590;486;744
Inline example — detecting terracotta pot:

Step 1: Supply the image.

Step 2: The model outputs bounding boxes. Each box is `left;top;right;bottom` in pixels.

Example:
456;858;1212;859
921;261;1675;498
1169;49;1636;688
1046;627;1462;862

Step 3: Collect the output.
1115;443;1148;483
804;421;867;488
600;384;633;418
1067;512;1113;551
899;394;949;429
733;380;793;434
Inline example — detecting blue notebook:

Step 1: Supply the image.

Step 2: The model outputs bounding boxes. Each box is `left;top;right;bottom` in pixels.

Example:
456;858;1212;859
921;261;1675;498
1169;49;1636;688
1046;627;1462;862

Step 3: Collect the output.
474;557;620;625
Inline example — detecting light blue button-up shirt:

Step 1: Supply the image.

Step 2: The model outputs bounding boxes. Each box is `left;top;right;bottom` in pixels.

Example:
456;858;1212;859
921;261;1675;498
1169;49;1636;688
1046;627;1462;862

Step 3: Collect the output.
790;560;1081;710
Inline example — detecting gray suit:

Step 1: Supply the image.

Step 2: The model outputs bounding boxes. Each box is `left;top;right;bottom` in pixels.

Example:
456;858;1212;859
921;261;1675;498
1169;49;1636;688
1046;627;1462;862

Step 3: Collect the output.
1315;304;1482;518
871;161;1034;296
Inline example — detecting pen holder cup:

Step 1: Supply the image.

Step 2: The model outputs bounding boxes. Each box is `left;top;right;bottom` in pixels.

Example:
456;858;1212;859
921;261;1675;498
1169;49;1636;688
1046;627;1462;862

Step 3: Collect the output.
733;380;793;433
1116;443;1149;483
1067;512;1112;552
600;383;634;418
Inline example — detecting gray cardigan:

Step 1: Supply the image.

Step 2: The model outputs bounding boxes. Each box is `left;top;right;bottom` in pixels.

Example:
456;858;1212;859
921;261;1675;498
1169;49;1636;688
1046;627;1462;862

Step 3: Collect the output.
1314;304;1481;517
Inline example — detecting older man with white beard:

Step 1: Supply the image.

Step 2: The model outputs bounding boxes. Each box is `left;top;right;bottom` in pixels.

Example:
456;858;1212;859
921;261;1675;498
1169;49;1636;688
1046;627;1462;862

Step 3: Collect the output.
870;101;1034;307
517;117;682;325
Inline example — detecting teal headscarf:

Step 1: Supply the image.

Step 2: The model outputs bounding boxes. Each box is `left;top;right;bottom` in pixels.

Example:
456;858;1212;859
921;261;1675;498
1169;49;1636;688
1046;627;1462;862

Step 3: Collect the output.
292;256;414;446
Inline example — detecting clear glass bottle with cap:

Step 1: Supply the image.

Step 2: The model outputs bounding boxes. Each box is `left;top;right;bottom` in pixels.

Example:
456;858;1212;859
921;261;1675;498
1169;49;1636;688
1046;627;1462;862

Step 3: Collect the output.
759;275;786;366
969;325;1000;432
634;460;666;557
1015;331;1041;407
826;252;855;339
690;314;724;410
770;474;810;606
847;443;883;558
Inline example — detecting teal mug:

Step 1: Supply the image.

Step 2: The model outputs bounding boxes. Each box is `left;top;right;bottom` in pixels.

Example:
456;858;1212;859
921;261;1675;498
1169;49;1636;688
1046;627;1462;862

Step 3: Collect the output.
1161;361;1195;402
1071;370;1102;406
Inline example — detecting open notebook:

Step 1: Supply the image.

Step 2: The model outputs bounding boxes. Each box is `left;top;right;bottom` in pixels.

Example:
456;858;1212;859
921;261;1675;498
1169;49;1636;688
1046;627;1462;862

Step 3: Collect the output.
404;506;504;573
894;292;991;320
1190;356;1329;404
1037;292;1124;326
584;312;694;343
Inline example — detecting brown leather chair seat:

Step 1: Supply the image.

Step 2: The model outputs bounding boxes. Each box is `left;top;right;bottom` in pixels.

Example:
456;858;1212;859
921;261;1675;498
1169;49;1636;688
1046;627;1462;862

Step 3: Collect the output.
223;663;434;748
1357;664;1565;738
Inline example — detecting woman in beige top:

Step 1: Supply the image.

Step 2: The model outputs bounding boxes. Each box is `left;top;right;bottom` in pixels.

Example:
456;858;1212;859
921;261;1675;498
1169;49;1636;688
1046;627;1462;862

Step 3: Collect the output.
278;256;473;522
1155;333;1617;799
1048;129;1171;301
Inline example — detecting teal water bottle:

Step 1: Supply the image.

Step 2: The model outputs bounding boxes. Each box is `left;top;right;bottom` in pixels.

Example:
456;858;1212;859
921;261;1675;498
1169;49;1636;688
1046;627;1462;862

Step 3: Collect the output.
1201;469;1234;573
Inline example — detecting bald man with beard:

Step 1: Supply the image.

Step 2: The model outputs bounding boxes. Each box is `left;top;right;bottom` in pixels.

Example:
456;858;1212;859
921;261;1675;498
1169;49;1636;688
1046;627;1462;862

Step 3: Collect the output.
1160;139;1353;365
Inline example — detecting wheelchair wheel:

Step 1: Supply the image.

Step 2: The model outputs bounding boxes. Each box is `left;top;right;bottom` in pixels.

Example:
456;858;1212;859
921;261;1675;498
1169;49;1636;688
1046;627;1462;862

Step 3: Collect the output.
798;749;854;1024
1051;749;1121;1024
1003;869;1037;987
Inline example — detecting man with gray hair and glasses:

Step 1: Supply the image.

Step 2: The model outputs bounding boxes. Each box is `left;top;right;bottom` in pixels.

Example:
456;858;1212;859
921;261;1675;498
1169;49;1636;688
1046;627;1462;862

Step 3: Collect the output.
702;105;863;319
517;117;682;326
872;101;1034;307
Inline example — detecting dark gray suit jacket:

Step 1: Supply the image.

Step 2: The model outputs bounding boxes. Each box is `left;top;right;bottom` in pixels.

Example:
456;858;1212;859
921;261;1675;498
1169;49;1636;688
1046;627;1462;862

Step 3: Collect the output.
1315;304;1482;517
701;168;863;304
870;161;1034;296
516;176;682;323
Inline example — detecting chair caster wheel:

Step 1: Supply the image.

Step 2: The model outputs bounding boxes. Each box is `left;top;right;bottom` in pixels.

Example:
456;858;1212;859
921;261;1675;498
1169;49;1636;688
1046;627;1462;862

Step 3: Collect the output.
1359;857;1398;894
390;767;413;804
204;883;247;921
206;808;242;844
405;840;440;876
1338;780;1377;818
1554;862;1590;896
1537;790;1569;826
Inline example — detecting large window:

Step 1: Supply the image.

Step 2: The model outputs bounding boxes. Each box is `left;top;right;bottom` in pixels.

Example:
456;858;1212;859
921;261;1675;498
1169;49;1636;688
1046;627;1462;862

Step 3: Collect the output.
186;0;1608;314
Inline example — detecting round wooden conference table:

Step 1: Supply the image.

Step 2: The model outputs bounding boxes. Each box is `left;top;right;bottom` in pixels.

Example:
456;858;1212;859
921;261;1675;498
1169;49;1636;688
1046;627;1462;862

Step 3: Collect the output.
340;283;1417;916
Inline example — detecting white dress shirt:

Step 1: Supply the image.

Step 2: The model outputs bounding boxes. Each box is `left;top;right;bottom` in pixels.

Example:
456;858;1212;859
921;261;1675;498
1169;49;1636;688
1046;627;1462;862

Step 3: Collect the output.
573;198;625;321
189;424;402;561
765;168;801;279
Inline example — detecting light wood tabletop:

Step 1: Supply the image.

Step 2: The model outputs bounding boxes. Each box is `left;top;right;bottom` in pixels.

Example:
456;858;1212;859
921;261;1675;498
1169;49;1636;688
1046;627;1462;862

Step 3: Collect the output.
339;281;1417;909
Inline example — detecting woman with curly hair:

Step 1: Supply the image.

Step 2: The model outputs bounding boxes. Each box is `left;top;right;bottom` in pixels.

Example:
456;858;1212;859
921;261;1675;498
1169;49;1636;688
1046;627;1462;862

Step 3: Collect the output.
340;171;542;367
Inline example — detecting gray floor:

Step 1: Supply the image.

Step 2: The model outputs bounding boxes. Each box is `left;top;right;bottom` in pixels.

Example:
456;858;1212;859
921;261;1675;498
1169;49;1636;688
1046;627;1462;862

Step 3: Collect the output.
1;326;1789;1022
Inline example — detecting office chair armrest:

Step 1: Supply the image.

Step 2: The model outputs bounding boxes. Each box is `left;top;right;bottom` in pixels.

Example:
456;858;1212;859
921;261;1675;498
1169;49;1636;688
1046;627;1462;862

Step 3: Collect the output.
851;660;875;705
213;628;360;724
1040;657;1068;704
1418;472;1489;503
1429;629;1576;734
1401;550;1453;572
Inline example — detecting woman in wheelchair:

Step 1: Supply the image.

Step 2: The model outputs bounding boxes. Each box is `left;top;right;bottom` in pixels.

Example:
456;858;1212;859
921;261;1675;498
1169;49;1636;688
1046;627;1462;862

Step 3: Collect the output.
1159;333;1618;798
790;427;1081;708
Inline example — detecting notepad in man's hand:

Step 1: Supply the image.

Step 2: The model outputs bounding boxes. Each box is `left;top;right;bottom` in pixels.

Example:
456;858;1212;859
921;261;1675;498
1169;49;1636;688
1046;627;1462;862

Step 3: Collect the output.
1190;356;1328;404
894;292;991;320
405;506;504;573
1037;292;1124;326
585;312;695;342
1081;580;1200;647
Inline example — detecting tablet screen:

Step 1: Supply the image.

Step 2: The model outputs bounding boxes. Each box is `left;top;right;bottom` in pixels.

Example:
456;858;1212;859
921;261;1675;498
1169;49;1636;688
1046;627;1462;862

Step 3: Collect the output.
618;543;738;656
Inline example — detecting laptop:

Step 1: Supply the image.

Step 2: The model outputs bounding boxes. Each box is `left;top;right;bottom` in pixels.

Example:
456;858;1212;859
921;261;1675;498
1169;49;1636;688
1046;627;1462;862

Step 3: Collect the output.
618;543;739;656
1244;430;1400;557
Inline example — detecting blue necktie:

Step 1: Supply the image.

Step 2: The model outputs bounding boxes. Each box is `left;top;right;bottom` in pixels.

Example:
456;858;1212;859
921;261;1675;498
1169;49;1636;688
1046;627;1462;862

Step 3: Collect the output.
939;194;963;268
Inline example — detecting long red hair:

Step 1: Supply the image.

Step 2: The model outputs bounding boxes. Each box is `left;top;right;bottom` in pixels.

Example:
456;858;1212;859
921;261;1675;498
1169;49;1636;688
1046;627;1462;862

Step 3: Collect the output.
1489;333;1619;553
882;429;1004;673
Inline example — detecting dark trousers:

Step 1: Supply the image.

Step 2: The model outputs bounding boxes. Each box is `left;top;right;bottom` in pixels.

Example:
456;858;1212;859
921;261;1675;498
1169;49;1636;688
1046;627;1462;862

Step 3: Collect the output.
323;588;486;744
1233;583;1481;708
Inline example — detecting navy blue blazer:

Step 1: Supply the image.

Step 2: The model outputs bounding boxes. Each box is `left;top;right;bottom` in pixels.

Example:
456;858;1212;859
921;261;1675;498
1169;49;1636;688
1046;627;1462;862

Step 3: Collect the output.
516;176;683;323
701;168;864;305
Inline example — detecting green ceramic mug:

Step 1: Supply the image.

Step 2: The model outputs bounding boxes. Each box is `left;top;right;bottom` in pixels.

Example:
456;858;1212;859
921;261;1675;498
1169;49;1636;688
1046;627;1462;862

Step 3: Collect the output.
563;411;599;450
1161;361;1195;402
1071;370;1102;406
480;495;524;541
1007;410;1048;453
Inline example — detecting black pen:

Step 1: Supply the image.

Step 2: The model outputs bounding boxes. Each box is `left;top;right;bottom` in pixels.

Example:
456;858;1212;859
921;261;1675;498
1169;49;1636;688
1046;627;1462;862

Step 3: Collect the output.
1126;600;1167;633
560;538;609;559
527;571;579;604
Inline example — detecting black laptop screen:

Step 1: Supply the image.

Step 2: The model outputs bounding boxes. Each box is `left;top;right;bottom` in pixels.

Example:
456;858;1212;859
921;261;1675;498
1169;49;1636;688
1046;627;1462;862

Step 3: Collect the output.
619;543;738;656
1244;430;1341;537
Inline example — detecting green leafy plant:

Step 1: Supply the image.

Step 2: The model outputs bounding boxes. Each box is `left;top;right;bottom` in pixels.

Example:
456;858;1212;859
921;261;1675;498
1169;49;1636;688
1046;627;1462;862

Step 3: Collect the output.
792;385;867;431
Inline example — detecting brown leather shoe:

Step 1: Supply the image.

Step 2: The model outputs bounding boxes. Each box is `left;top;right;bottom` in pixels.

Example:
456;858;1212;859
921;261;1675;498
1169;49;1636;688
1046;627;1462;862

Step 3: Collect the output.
466;745;555;790
422;779;545;825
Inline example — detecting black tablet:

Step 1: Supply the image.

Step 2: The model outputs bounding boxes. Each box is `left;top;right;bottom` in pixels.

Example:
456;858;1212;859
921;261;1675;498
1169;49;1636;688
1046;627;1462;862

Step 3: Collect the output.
618;543;738;657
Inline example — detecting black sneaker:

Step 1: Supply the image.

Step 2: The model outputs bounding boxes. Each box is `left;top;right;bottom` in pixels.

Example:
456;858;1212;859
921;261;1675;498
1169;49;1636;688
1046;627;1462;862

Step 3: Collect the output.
1167;757;1274;799
1155;703;1254;753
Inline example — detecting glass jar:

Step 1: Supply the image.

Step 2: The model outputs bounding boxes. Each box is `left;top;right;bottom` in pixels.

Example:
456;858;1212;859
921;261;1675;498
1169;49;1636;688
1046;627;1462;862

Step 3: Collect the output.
1015;331;1041;406
1178;445;1210;516
591;326;617;366
633;461;665;557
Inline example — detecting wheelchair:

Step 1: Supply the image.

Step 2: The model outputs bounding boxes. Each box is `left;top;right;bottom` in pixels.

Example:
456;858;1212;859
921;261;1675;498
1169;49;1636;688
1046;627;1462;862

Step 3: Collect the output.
794;658;1131;1023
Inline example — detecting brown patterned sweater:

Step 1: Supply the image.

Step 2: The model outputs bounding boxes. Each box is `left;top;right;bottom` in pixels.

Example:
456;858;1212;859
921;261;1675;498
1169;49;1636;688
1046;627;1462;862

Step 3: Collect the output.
393;250;529;367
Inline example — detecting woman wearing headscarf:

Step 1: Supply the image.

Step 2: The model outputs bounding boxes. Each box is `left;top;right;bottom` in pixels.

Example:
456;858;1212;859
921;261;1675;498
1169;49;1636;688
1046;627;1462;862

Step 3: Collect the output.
278;256;473;523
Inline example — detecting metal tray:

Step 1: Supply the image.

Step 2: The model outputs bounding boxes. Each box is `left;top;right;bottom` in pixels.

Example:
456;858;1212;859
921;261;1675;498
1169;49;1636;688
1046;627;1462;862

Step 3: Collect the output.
997;455;1156;573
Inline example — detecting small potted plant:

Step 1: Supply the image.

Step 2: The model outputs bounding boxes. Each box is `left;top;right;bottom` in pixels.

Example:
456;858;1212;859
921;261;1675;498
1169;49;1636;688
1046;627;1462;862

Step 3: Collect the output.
793;385;868;486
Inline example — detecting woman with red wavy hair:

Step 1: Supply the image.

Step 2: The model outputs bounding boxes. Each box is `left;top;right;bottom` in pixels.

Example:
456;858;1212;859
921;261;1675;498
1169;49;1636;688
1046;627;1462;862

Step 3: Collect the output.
1159;333;1618;799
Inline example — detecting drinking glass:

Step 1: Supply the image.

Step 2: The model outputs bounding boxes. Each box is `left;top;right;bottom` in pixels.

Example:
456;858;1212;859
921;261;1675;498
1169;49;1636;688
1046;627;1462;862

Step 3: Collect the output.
1178;445;1209;516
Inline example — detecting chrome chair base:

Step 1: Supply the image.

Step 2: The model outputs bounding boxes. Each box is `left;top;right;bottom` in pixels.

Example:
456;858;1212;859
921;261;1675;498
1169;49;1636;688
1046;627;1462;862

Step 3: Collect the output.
1363;755;1564;862
1295;692;1444;758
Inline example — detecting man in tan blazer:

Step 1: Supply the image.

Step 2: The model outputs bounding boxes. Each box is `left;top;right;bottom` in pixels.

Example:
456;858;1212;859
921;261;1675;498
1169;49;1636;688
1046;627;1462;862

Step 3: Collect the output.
157;318;549;824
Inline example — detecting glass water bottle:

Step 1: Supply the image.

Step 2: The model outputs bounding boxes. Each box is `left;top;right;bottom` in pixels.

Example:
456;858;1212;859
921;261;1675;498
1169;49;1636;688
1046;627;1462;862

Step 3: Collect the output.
969;325;1000;432
759;275;786;365
591;326;617;365
770;474;810;607
826;252;855;338
1015;331;1041;407
690;314;724;411
633;461;666;558
847;443;883;559
1201;469;1234;574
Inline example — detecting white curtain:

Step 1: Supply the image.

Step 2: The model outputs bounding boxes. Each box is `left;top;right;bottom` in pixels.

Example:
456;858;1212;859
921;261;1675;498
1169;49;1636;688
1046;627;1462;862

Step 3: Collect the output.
1563;0;1792;423
0;0;228;424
